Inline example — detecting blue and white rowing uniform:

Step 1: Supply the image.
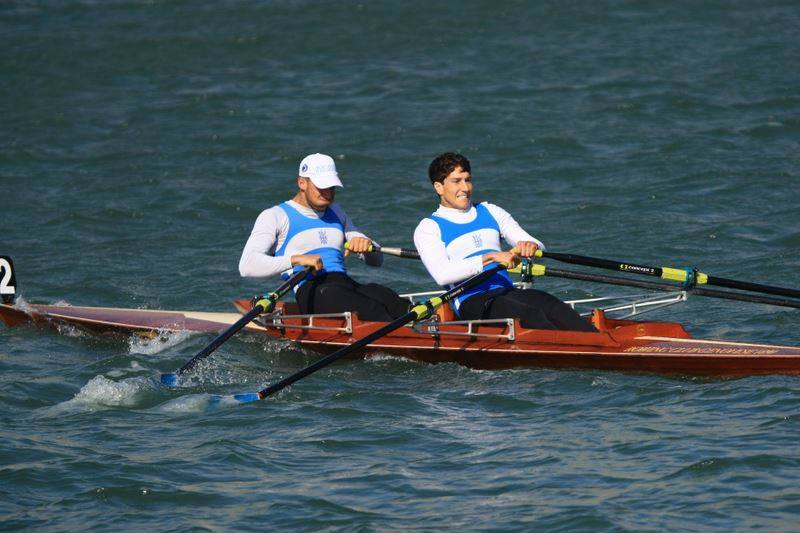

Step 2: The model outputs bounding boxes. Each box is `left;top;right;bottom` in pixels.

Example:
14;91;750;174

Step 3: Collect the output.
239;199;409;321
239;200;380;289
413;202;544;315
274;201;346;280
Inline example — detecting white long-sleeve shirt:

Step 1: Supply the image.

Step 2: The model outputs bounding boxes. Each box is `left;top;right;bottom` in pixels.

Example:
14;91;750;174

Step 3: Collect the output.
239;200;381;278
413;202;545;286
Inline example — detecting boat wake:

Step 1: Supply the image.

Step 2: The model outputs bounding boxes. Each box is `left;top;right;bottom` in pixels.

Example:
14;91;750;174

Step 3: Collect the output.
104;360;148;378
49;375;159;413
45;368;259;414
153;393;243;413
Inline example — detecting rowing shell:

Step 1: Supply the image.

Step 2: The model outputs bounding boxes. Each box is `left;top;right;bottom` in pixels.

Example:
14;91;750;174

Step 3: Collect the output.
0;302;269;335
3;299;800;377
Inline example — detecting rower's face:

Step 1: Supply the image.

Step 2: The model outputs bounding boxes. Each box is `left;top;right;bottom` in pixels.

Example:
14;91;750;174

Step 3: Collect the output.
298;177;335;210
434;166;472;210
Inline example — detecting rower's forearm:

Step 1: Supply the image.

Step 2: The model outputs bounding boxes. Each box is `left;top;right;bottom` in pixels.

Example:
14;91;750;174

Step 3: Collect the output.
239;253;293;278
425;255;484;286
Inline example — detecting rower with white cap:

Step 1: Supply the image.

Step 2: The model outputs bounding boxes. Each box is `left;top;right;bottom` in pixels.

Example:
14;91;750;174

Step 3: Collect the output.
239;153;409;321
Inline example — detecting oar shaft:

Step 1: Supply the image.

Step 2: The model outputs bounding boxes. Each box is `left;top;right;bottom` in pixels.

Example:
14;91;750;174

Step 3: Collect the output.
541;251;664;278
248;264;506;401
379;247;420;259
542;266;683;292
257;311;415;399
177;307;262;375
706;275;800;299
541;266;800;309
170;267;312;379
345;241;420;259
540;251;800;299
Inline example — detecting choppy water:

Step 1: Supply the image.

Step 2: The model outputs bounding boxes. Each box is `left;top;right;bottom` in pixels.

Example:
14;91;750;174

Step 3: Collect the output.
2;0;800;529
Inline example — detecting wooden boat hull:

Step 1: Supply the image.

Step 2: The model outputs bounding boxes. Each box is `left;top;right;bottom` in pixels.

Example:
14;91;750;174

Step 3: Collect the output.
0;303;270;336
3;301;800;377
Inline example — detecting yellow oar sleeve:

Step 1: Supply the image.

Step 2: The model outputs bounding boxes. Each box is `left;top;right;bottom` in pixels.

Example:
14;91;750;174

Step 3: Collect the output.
508;263;546;276
660;267;709;285
660;267;688;283
411;296;444;320
253;292;279;313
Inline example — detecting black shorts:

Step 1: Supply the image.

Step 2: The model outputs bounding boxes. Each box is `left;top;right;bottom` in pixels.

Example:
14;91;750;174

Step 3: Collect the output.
295;272;409;322
458;287;596;332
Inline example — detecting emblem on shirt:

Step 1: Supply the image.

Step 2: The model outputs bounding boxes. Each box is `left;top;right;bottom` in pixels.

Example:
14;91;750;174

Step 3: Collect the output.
472;234;483;248
318;229;328;244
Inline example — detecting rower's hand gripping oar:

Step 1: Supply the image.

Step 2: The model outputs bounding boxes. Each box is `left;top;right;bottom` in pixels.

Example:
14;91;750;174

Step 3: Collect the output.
159;267;313;386
533;250;800;300
227;262;510;404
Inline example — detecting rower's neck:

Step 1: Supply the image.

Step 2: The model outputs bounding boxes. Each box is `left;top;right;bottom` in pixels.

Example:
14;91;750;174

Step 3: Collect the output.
290;195;326;214
438;203;473;214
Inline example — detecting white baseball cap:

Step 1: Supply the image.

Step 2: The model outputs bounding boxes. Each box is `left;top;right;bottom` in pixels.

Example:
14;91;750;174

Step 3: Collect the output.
298;153;344;189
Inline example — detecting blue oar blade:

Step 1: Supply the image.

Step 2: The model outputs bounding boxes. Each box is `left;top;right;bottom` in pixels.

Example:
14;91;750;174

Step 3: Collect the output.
233;392;261;404
160;373;179;386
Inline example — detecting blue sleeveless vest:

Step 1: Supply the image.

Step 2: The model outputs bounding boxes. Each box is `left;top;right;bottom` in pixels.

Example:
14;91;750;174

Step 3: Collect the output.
428;203;513;315
275;202;346;286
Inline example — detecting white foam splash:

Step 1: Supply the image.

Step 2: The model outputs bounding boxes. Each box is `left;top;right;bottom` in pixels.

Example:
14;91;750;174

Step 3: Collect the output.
55;322;86;338
365;353;414;363
67;375;155;408
127;329;197;355
12;296;34;313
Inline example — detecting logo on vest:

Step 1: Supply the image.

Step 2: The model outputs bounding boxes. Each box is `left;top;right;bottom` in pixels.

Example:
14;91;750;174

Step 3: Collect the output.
472;234;483;248
318;229;329;244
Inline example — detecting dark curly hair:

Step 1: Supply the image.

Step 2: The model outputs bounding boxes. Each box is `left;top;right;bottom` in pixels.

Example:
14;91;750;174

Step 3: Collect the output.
428;152;471;184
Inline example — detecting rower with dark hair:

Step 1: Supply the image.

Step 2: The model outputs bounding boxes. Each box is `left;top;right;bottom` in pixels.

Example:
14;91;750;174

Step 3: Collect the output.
413;152;596;332
239;153;409;321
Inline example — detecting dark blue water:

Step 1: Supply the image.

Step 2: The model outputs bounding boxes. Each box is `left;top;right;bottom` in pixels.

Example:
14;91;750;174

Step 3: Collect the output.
2;1;800;529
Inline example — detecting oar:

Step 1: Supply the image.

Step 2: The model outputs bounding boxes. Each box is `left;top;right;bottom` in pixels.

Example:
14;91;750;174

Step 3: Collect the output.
533;250;800;299
160;267;313;386
344;242;420;259
226;263;509;404
510;262;800;309
378;246;420;259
